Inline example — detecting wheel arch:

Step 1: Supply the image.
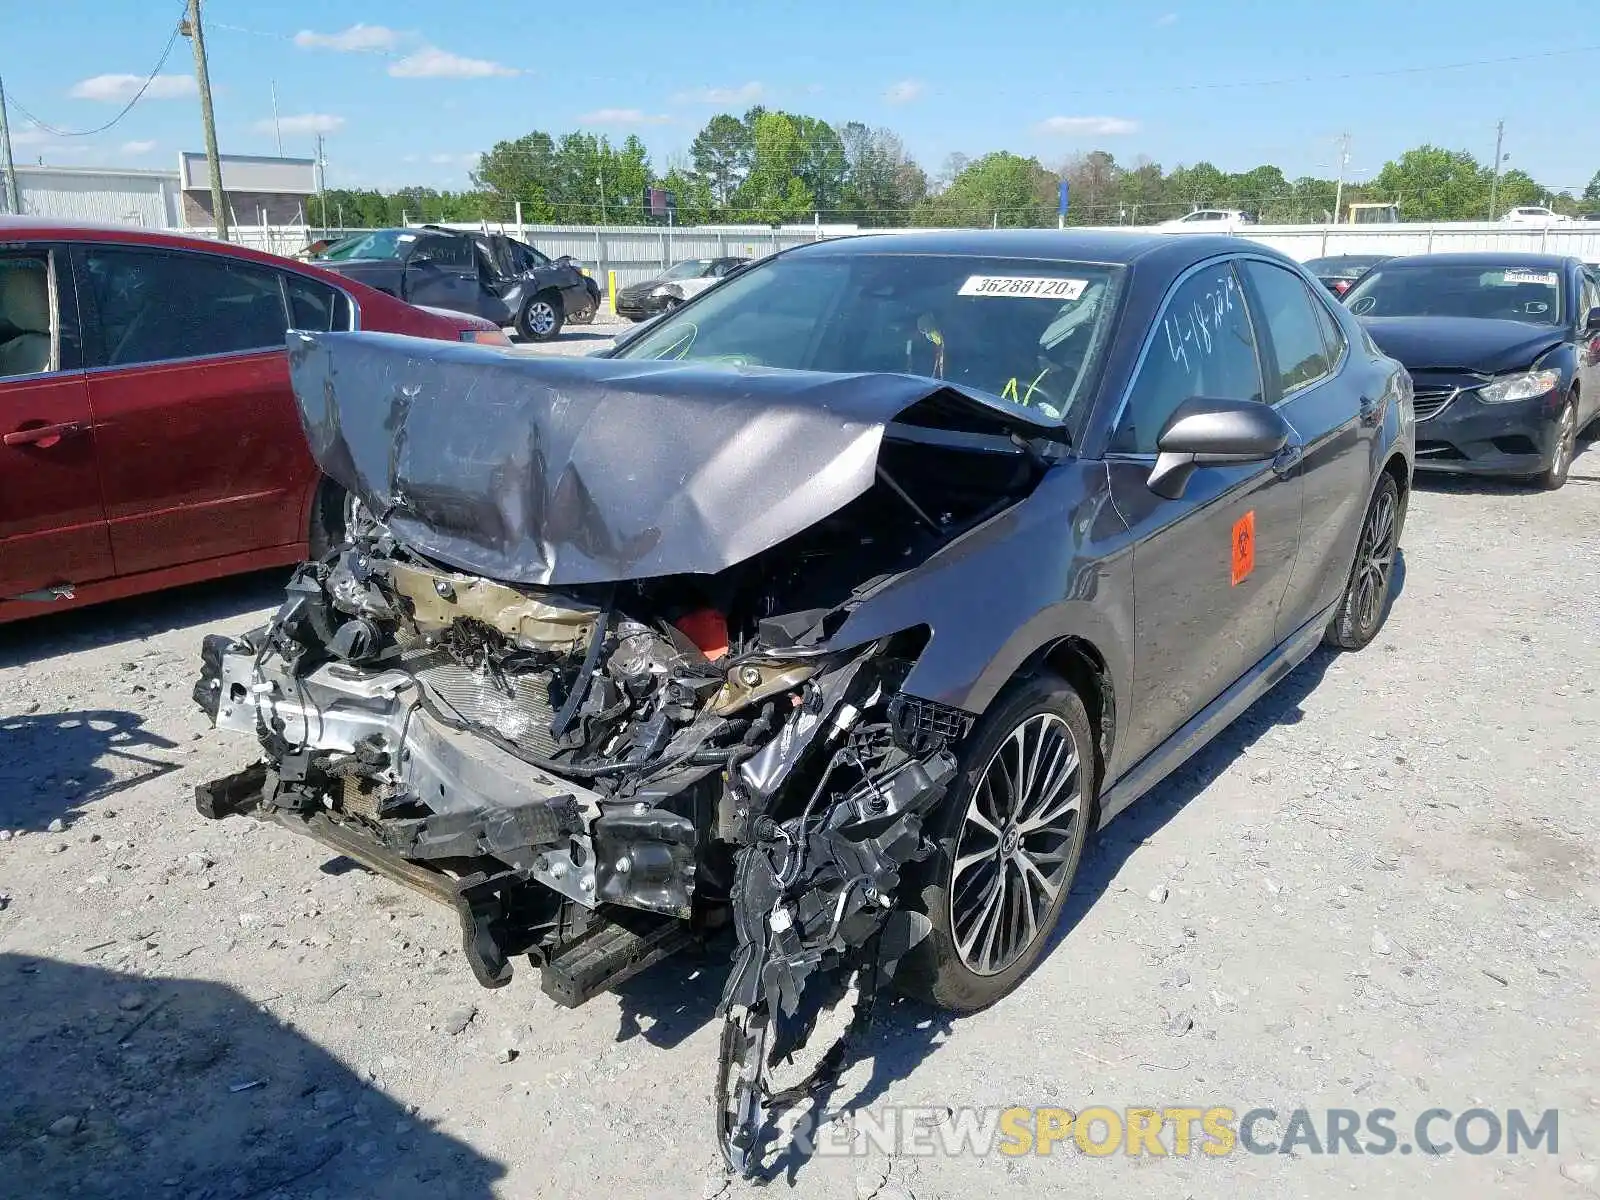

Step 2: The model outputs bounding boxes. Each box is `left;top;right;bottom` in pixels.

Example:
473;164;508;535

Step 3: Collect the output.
1017;634;1115;803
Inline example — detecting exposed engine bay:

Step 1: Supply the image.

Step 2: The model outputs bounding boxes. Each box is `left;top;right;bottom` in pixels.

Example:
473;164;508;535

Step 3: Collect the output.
193;330;1059;1171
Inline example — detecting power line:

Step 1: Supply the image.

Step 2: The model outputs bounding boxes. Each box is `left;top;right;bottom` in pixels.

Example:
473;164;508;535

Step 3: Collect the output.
7;6;185;138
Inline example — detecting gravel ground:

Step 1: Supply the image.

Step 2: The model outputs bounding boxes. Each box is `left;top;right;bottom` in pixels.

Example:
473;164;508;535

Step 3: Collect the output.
2;395;1598;1199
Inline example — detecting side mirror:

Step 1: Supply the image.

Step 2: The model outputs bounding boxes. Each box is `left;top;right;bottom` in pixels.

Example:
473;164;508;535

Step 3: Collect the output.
1584;307;1600;334
1147;396;1291;500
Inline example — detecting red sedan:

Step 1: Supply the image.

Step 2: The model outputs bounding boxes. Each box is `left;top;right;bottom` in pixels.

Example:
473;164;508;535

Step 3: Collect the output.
0;218;507;624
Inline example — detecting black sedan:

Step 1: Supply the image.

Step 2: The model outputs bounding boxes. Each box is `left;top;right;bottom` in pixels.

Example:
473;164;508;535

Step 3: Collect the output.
314;226;602;341
614;256;748;321
1345;252;1599;488
195;231;1412;1173
1303;253;1391;298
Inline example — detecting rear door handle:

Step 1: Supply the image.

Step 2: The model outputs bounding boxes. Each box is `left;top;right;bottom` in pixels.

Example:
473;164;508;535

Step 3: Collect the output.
4;421;87;449
1272;442;1304;477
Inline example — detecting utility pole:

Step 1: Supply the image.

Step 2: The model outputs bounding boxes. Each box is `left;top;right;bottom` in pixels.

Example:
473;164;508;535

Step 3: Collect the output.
596;168;606;224
182;0;228;240
270;80;283;157
1332;133;1351;225
1488;119;1505;220
0;75;20;215
314;132;326;231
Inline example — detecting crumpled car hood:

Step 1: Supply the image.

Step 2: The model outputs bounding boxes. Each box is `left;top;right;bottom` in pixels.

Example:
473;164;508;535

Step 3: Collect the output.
286;331;1045;585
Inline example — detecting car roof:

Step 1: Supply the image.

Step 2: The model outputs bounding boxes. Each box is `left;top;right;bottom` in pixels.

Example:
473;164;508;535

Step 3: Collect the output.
784;229;1250;268
0;215;409;293
1375;250;1573;269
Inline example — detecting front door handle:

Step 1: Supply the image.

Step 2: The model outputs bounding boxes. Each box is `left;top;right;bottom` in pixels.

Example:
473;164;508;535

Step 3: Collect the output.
1272;442;1304;477
4;421;87;449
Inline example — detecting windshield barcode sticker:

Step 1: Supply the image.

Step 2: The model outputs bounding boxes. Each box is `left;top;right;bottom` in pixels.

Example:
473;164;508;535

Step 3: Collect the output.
959;275;1088;300
1503;270;1557;286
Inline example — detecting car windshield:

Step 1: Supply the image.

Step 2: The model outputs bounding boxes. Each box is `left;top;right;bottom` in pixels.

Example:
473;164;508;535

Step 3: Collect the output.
662;259;714;281
316;230;416;262
612;252;1124;426
1345;262;1563;325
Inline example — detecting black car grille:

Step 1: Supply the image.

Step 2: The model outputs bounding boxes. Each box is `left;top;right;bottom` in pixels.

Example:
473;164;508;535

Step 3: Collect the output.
1411;387;1458;420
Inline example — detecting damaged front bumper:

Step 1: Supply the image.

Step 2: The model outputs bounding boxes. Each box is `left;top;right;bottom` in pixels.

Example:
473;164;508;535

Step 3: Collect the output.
194;578;968;1171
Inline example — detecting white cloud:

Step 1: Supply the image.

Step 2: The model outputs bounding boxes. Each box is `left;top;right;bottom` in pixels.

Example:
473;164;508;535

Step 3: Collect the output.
577;108;674;126
1035;115;1140;136
9;126;54;147
1157;12;1179;25
428;153;457;165
120;139;157;155
388;46;518;79
671;81;764;105
70;74;195;102
293;24;402;52
883;79;925;105
256;113;346;136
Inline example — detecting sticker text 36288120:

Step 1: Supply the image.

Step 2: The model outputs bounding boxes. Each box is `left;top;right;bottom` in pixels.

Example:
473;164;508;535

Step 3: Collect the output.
958;276;1089;300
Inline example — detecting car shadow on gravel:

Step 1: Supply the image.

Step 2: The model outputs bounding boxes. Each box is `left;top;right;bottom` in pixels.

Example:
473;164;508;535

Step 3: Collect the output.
0;709;180;831
0;571;287;672
0;954;504;1200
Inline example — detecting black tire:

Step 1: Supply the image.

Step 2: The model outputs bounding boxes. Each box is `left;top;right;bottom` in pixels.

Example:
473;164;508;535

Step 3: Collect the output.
1324;472;1401;650
567;284;600;325
515;291;564;342
306;479;349;560
1537;396;1577;490
896;673;1095;1013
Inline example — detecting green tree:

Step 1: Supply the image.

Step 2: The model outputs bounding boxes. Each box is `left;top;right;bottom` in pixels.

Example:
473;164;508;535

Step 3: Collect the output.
1166;161;1230;213
737;111;817;222
1060;150;1120;225
1584;170;1600;205
472;132;558;220
1371;146;1488;221
1114;157;1167;225
839;122;926;225
690;113;754;210
914;151;1055;227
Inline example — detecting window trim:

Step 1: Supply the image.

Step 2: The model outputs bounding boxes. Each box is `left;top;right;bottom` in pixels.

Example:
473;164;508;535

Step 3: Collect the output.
1236;256;1346;403
72;241;303;373
1102;254;1266;461
280;266;360;334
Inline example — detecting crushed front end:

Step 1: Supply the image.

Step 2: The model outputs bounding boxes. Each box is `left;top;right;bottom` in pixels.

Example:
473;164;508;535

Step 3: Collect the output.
193;331;1052;1171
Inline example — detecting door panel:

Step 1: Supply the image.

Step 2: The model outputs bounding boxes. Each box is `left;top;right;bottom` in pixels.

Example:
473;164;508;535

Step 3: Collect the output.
1105;257;1305;764
0;372;113;596
88;353;309;575
1239;259;1373;634
77;244;313;577
1110;461;1302;764
0;245;113;597
402;236;482;318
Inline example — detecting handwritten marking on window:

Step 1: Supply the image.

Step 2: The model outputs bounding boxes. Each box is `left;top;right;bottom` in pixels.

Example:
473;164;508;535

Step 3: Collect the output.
1163;273;1238;373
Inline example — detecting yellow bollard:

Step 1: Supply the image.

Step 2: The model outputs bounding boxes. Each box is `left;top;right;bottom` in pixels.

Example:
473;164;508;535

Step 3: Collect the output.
607;269;618;315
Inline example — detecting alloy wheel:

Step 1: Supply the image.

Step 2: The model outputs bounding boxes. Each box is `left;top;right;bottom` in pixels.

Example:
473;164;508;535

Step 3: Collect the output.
949;712;1082;977
1352;485;1398;635
1552;404;1576;481
527;301;557;336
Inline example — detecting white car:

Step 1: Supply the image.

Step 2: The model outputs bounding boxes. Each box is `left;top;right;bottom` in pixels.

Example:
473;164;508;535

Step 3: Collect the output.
1500;206;1574;226
1156;208;1256;231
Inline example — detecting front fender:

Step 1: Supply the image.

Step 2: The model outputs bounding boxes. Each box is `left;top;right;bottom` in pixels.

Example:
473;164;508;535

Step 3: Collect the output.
824;465;1134;726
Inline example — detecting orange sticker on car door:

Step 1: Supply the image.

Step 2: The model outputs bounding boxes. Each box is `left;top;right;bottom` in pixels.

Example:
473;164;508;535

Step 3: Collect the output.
1231;511;1256;586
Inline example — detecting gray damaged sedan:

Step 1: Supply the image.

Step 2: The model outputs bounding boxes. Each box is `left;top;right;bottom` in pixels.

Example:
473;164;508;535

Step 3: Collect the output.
193;231;1414;1171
